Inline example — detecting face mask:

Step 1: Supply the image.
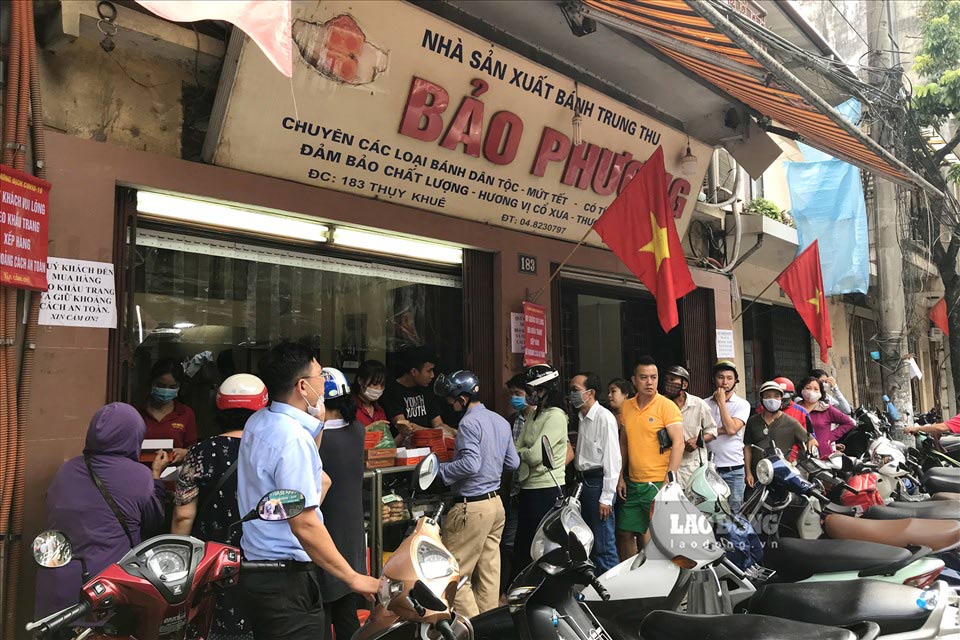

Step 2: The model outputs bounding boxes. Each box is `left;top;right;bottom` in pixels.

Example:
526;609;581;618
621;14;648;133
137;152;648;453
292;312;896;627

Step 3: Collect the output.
510;396;527;412
151;387;179;404
663;382;683;399
762;398;782;413
569;390;586;409
363;387;384;402
802;389;822;403
302;381;325;420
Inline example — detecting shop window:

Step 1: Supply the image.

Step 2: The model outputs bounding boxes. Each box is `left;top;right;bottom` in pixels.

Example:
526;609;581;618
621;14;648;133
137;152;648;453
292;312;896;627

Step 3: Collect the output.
123;228;463;438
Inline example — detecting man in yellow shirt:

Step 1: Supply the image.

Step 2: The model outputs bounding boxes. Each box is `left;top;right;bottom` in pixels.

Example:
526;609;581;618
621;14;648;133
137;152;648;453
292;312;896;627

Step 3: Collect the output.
616;356;685;556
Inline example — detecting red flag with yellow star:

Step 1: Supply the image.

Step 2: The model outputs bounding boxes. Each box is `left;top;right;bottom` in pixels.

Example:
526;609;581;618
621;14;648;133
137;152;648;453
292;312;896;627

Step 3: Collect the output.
592;146;695;332
776;240;832;362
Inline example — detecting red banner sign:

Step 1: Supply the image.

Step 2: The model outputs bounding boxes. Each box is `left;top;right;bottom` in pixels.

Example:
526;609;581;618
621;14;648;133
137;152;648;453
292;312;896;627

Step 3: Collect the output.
522;301;547;366
0;165;49;291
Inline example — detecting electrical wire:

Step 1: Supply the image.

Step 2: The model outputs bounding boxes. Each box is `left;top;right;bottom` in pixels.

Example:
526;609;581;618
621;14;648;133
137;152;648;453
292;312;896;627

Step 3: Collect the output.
827;0;870;49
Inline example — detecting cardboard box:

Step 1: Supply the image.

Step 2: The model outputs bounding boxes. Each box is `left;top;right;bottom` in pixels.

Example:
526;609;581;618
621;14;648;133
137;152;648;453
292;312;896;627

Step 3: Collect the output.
365;457;396;469
366;447;397;461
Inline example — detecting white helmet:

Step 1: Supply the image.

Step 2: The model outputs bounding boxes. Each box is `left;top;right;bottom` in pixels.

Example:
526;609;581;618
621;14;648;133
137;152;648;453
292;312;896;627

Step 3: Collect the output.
216;373;268;411
321;367;351;399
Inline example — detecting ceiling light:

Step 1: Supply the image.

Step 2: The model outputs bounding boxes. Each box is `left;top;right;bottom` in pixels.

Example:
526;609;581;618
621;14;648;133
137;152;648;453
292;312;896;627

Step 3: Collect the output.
681;141;699;176
137;192;329;242
331;228;463;264
173;322;195;329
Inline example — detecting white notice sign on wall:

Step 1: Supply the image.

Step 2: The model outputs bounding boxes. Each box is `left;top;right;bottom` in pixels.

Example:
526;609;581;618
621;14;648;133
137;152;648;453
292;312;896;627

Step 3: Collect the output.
511;312;525;353
715;329;735;359
39;258;117;328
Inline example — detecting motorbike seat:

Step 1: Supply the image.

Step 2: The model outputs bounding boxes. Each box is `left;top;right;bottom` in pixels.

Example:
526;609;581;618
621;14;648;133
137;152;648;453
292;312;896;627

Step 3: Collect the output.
639;611;873;640
823;513;960;552
763;538;911;579
932;491;960;501
923;468;960;494
864;502;960;521
746;579;929;635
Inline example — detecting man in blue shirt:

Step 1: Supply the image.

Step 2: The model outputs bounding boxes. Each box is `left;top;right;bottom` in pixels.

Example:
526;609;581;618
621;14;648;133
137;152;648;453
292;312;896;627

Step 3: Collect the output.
238;342;378;640
434;370;519;618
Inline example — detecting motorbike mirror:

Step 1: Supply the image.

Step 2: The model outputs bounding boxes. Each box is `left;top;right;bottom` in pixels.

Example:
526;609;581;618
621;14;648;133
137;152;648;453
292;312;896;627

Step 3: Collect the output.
413;453;440;492
568;531;588;563
665;470;677;485
411;580;447;612
540;435;554;470
32;530;73;568
257;490;306;521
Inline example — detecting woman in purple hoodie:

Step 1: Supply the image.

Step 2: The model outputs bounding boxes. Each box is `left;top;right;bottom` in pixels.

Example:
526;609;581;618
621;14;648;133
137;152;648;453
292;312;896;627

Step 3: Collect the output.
34;403;170;618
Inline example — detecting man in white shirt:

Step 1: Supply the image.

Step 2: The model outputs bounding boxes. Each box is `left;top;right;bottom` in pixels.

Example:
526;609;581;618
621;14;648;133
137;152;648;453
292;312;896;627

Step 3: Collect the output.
704;360;752;513
570;372;622;573
662;366;718;486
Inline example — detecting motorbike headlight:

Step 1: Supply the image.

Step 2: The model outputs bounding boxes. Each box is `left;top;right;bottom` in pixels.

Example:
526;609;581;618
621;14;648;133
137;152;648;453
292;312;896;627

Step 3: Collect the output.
705;466;731;498
530;509;565;574
416;541;454;581
377;577;403;606
755;459;774;486
560;504;594;557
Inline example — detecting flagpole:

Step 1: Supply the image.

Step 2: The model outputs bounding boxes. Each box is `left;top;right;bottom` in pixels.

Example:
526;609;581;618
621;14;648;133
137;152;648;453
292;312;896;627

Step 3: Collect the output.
731;275;779;324
546;225;595;284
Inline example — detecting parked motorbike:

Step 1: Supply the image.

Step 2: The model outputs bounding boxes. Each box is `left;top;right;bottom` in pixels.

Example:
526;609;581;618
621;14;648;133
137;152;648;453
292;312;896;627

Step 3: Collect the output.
746;578;960;640
354;452;474;640
581;464;752;623
471;435;617;640
685;454;946;593
26;489;309;639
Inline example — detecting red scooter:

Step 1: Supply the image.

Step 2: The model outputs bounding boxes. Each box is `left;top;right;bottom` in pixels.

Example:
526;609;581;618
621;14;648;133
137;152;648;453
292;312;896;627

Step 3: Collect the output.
26;489;306;639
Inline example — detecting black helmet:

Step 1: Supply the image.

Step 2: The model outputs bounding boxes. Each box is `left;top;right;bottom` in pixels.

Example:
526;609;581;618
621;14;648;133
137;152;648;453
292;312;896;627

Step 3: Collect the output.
665;365;690;382
524;364;560;389
712;359;739;382
434;370;480;401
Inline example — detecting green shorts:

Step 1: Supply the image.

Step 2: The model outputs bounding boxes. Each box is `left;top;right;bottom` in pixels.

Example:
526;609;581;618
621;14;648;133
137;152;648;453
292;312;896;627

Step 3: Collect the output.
617;481;663;534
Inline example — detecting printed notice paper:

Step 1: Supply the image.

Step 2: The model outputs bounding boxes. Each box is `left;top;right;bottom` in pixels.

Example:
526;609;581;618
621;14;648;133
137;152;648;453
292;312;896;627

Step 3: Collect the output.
39;258;117;328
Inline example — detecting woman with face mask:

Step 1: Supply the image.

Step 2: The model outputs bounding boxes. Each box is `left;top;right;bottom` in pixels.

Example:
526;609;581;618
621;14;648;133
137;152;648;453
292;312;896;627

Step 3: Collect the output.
796;376;856;459
352;360;388;427
140;358;198;462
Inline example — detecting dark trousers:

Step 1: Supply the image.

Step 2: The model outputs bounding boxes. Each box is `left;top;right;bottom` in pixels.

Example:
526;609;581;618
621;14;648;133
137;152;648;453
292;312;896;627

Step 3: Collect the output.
242;569;326;640
323;593;361;640
512;487;562;581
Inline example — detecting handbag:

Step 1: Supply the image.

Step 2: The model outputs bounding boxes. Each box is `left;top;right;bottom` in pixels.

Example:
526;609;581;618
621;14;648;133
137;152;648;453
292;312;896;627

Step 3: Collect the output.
84;455;135;548
657;428;672;454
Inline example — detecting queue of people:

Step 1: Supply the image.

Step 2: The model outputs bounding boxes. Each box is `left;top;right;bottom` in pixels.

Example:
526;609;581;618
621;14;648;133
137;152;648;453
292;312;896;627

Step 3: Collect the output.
34;339;867;639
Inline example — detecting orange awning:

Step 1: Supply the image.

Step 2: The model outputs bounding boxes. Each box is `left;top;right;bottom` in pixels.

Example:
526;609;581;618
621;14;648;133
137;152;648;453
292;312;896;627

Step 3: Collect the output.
582;0;916;187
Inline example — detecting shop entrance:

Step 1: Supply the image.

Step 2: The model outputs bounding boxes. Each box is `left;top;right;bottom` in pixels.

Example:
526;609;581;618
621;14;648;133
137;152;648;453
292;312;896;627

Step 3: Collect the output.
555;275;717;397
741;301;812;402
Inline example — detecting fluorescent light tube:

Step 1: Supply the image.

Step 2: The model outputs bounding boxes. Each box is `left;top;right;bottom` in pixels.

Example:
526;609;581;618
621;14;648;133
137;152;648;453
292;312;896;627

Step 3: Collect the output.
137;192;328;242
331;228;463;264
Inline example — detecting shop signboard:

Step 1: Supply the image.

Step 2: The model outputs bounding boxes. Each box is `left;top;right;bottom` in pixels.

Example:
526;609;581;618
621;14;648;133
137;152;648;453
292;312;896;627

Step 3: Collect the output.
0;165;49;291
522;301;547;366
204;1;711;247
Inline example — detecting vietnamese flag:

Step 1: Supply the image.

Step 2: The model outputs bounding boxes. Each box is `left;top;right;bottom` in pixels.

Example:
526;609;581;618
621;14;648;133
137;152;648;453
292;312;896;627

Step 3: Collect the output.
592;146;695;332
777;241;832;362
930;298;950;336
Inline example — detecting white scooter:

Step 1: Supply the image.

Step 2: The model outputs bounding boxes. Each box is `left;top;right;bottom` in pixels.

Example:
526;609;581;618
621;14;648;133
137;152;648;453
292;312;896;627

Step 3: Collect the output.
580;470;755;627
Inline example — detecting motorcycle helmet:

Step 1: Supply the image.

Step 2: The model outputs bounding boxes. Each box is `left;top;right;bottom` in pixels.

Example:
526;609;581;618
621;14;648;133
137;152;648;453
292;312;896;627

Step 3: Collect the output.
664;365;690;383
773;376;795;395
216;373;269;411
524;364;560;389
712;360;739;383
434;370;480;401
321;367;351;399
